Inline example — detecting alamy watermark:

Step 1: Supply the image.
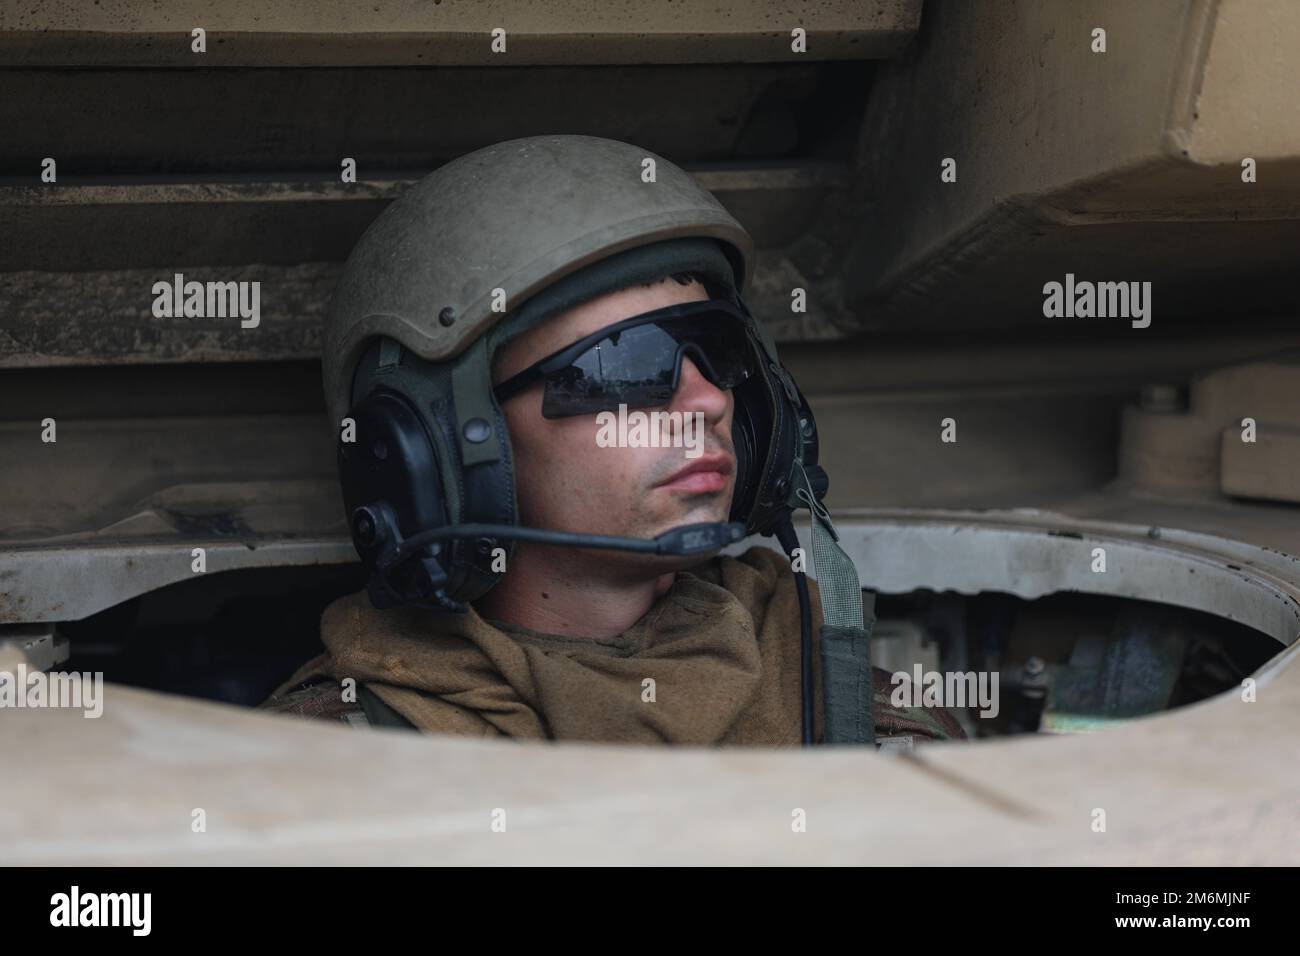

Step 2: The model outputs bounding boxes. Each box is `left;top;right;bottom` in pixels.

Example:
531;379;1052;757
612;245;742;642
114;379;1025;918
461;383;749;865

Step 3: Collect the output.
891;665;1000;719
596;403;705;459
50;886;151;936
151;272;260;328
0;664;103;718
1042;273;1151;328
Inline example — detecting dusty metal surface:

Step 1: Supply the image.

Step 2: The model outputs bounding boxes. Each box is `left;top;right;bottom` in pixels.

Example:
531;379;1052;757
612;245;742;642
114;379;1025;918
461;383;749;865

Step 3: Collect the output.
760;510;1300;647
0;417;337;540
1118;357;1300;503
845;0;1300;329
0;539;358;625
0;624;65;670
0;164;855;367
0;0;922;66
2;616;1295;865
0;63;862;177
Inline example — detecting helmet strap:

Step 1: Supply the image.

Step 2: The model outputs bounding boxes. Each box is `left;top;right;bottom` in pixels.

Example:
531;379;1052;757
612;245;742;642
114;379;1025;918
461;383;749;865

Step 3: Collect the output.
451;336;505;467
790;460;877;746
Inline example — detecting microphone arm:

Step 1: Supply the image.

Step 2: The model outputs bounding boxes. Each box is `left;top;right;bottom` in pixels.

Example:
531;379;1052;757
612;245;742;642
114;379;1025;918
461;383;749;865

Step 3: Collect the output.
389;520;747;565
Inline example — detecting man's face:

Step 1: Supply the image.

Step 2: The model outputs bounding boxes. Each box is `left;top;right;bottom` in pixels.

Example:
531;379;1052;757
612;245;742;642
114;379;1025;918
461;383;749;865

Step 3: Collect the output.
491;277;737;555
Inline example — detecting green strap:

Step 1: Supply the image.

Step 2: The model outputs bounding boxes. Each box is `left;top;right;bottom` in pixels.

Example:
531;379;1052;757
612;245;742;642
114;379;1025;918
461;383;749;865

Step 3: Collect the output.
793;461;863;630
792;462;875;745
451;336;503;467
819;624;874;745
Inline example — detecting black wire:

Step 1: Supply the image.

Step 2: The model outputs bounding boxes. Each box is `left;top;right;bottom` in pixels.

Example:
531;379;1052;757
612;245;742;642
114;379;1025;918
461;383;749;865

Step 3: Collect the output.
793;567;814;746
390;521;744;564
775;519;814;746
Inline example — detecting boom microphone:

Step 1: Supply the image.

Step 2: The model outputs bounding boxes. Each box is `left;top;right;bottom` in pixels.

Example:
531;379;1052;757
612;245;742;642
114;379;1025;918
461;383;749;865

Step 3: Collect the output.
351;502;746;613
388;519;747;566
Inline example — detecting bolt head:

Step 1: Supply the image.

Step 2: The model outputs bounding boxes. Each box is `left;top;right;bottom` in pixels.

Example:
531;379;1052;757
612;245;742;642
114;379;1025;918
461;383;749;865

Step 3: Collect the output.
353;509;377;546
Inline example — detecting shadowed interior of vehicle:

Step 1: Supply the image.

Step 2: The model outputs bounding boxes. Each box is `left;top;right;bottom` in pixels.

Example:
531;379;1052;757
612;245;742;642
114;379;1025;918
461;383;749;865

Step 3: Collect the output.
57;564;1278;739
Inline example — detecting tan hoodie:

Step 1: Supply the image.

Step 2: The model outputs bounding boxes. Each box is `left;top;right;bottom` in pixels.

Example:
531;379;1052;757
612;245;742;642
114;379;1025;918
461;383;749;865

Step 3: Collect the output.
261;545;966;745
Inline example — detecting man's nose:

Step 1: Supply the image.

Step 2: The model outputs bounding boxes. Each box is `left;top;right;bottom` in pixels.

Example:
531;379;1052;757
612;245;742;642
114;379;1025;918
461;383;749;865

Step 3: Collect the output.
671;354;730;423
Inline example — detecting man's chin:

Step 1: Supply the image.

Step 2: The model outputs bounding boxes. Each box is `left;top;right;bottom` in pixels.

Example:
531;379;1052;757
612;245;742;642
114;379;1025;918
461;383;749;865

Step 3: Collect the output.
657;506;735;537
570;515;733;579
649;484;735;526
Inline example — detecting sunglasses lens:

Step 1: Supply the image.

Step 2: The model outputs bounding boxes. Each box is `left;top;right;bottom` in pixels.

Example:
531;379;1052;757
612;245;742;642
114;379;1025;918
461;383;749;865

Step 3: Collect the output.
540;310;753;418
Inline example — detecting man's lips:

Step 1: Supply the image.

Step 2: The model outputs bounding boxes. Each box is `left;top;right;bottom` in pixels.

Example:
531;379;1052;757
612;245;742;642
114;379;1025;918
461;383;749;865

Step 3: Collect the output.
655;454;735;493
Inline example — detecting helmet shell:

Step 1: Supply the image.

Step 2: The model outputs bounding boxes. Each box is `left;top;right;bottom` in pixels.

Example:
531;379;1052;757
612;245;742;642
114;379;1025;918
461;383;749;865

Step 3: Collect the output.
322;134;754;425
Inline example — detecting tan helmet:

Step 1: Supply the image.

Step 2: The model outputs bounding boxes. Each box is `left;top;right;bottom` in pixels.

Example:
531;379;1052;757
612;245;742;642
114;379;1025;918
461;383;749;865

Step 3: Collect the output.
322;134;755;428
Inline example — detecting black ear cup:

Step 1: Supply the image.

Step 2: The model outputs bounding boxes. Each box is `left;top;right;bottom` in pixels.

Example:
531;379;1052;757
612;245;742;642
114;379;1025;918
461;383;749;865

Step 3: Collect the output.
339;336;523;608
338;389;453;607
729;372;772;531
728;349;822;538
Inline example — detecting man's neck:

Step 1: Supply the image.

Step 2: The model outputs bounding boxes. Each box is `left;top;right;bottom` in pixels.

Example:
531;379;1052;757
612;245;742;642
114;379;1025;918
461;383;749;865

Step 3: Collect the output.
472;544;677;639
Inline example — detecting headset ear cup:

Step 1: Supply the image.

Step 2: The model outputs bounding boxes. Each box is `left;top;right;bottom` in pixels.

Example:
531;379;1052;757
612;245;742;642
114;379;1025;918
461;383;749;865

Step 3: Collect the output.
729;369;776;532
342;334;524;609
729;343;820;537
729;388;759;527
338;388;452;605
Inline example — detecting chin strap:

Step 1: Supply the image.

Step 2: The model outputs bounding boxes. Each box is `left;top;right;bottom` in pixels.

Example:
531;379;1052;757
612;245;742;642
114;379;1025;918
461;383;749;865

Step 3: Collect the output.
790;460;876;746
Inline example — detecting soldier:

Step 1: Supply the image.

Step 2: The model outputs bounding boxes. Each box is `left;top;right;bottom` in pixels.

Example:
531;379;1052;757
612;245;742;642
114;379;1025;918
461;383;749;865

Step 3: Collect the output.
260;134;964;746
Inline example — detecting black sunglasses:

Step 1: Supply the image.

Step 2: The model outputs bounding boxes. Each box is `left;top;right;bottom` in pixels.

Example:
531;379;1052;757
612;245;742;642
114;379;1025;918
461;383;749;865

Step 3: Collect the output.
492;298;758;419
